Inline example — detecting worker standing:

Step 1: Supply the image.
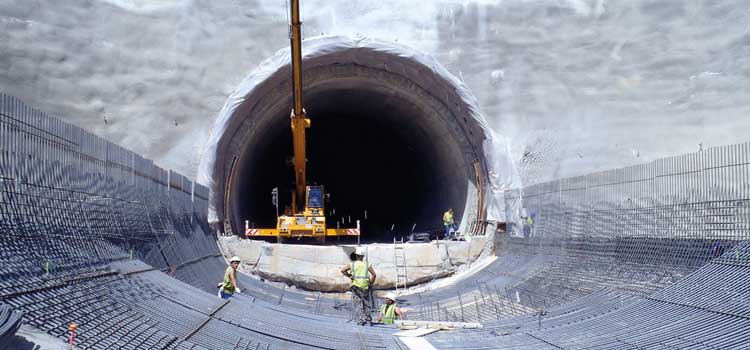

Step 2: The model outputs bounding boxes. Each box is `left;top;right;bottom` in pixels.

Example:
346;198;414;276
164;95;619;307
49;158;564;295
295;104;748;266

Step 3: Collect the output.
377;293;404;325
341;247;377;326
524;214;534;238
219;256;242;299
443;208;457;239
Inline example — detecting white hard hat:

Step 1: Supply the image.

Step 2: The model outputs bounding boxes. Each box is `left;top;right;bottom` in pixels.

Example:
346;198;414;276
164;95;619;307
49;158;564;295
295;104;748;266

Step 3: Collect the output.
230;256;241;263
354;247;366;256
384;292;397;301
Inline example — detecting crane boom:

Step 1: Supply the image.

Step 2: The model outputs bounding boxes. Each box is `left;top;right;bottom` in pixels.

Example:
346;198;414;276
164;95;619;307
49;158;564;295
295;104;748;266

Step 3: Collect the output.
242;0;361;243
289;0;309;213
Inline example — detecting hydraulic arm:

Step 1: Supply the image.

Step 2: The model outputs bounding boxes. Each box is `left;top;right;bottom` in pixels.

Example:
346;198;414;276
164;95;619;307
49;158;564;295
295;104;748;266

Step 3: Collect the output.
289;0;309;213
243;0;360;243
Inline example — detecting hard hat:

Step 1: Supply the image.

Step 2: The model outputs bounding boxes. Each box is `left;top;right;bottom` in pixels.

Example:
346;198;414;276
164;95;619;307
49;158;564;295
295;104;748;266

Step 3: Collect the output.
384;292;397;301
354;247;366;256
230;256;241;263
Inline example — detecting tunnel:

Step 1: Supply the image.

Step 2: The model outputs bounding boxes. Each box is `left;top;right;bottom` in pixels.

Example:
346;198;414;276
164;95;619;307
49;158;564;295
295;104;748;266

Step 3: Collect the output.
199;37;492;242
5;1;750;347
3;89;750;350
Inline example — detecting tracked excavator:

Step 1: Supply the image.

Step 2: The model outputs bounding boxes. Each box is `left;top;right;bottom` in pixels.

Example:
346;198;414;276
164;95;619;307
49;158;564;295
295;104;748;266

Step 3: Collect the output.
245;0;360;243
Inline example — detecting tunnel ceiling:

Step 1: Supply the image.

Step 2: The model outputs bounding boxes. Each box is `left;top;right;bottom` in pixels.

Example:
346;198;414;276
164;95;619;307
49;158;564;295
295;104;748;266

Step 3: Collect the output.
199;37;492;241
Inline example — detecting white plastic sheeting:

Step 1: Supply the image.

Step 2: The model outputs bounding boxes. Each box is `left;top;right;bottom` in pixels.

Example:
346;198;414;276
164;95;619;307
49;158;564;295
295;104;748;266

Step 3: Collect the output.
483;130;523;223
197;36;519;224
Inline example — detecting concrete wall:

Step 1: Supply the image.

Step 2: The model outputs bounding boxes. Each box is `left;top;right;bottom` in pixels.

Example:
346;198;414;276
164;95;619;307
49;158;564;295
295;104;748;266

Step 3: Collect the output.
219;236;492;292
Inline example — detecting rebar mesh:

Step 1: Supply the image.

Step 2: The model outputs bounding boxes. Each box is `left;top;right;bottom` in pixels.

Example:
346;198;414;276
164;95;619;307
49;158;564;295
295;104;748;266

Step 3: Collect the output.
2;93;750;349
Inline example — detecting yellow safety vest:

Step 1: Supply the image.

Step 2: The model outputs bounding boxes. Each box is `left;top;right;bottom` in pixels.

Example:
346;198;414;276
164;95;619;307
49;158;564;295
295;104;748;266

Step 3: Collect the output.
350;261;370;289
443;211;453;226
222;267;236;294
380;303;398;324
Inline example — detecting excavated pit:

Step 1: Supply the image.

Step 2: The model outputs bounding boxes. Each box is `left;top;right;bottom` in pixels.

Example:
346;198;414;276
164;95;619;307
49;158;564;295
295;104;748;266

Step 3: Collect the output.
199;37;492;242
3;91;750;350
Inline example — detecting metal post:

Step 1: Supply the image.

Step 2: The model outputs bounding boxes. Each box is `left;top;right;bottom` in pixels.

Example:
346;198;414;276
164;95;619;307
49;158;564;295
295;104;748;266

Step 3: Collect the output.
457;291;465;322
474;295;482;323
393;237;397;293
278;284;286;305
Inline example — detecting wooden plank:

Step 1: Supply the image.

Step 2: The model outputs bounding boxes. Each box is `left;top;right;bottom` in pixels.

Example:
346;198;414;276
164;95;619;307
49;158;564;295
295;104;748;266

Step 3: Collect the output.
395;320;482;329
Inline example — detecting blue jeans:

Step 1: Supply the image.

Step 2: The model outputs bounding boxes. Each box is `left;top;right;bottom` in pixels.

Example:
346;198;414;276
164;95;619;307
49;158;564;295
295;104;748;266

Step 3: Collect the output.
220;290;233;299
444;224;457;238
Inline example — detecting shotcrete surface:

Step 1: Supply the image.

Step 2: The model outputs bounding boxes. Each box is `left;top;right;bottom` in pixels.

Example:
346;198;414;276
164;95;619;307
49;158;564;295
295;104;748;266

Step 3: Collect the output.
219;236;491;292
2;1;748;185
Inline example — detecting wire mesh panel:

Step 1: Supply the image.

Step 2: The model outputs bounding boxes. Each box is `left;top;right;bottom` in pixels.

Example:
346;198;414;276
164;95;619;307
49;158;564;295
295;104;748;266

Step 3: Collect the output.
507;142;750;246
4;93;750;349
497;142;750;309
0;93;215;295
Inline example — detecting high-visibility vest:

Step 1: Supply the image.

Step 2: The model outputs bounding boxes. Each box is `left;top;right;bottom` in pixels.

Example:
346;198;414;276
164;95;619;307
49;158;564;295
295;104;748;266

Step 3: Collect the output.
222;267;236;294
380;303;398;324
350;261;370;289
443;211;453;226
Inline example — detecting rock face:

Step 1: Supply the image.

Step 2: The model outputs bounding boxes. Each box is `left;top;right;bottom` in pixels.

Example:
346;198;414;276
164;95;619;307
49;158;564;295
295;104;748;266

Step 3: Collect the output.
219;236;492;292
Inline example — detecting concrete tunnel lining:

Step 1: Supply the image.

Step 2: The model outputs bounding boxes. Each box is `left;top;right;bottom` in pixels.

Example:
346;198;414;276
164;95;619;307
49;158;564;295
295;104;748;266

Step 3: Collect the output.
197;36;495;240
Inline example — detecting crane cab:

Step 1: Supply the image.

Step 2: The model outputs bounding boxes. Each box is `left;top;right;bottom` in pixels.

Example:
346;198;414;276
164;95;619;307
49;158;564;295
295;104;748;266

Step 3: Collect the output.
246;184;359;243
243;0;360;243
273;186;327;242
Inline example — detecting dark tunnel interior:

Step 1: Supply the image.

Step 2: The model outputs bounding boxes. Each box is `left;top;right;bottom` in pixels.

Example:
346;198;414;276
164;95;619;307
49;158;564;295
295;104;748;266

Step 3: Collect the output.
233;85;469;242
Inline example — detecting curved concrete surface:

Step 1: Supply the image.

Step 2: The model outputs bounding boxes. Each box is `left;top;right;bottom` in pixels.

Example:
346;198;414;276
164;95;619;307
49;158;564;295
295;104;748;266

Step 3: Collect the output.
218;236;492;292
197;37;494;241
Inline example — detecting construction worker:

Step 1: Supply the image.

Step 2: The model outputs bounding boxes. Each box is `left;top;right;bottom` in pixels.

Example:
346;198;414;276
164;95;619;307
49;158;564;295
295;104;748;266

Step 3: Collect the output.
711;240;725;257
443;208;457;239
377;292;404;325
341;247;377;326
219;256;242;299
524;214;534;238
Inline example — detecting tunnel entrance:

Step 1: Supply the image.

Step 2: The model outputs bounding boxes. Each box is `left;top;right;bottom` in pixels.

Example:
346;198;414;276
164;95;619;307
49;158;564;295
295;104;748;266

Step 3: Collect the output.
239;86;449;242
199;37;492;243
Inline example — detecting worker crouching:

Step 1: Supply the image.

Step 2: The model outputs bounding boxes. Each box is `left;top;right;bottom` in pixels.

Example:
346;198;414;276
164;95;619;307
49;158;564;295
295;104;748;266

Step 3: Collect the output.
341;247;377;326
219;256;242;299
378;293;404;325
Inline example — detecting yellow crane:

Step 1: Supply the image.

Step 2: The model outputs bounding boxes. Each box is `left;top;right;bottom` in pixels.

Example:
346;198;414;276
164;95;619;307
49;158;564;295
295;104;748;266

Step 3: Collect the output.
245;0;360;243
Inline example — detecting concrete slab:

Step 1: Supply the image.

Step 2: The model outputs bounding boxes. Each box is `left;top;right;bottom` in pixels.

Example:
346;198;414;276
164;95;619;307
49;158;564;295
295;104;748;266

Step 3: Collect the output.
398;336;438;350
397;255;498;296
219;236;492;292
6;324;68;350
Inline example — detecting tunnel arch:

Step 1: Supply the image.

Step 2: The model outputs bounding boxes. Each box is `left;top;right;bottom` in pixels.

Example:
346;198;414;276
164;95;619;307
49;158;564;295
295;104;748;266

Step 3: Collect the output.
198;36;495;241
